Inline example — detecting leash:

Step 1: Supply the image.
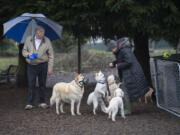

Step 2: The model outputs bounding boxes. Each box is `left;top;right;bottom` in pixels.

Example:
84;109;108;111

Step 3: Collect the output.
97;82;105;84
178;63;180;81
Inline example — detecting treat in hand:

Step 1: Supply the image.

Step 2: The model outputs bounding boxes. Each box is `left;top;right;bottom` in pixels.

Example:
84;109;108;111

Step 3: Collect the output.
33;53;38;58
29;55;34;60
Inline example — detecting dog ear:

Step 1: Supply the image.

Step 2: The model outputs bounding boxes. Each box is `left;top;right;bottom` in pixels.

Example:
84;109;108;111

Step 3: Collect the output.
117;82;122;87
74;72;79;80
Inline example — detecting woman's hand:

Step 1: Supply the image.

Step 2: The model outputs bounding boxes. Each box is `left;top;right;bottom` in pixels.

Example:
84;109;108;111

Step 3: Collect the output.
48;70;53;75
109;63;114;68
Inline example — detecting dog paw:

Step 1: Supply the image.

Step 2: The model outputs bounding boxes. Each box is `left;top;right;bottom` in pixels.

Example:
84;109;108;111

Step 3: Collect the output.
122;116;126;119
71;113;76;116
77;112;82;115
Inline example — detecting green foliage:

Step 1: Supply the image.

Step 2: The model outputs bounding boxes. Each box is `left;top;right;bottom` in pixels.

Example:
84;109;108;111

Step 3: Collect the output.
54;50;114;72
0;38;18;56
0;57;18;71
1;0;180;49
52;32;77;53
150;49;176;57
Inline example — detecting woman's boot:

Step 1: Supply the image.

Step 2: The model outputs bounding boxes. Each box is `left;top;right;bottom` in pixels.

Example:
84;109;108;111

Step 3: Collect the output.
123;98;132;115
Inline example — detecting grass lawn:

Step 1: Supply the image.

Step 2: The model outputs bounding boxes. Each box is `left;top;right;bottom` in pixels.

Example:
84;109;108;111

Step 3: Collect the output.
0;48;177;72
0;57;18;71
150;48;176;56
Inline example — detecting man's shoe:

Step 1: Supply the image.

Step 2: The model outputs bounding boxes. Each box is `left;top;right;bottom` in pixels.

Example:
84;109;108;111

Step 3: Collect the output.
25;104;34;110
38;103;49;109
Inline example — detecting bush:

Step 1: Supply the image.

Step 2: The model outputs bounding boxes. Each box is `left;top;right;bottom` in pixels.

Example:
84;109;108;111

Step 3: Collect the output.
0;38;18;56
53;50;115;72
52;32;77;53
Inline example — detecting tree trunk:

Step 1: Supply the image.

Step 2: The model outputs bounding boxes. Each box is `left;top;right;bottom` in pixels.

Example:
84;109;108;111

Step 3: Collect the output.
0;22;3;40
16;44;28;87
134;33;152;87
77;37;81;73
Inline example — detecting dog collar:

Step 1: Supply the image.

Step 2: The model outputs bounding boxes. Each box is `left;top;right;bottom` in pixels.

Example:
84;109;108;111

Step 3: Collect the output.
98;82;105;84
75;80;84;88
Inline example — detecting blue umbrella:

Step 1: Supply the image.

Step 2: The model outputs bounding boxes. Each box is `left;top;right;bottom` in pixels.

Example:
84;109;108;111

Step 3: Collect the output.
3;13;63;43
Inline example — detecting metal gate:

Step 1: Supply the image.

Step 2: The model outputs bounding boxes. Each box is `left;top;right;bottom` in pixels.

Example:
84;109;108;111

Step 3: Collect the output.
152;56;180;117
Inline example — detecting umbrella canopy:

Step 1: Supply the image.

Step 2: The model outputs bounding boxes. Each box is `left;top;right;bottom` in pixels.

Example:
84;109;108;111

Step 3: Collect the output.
3;13;63;43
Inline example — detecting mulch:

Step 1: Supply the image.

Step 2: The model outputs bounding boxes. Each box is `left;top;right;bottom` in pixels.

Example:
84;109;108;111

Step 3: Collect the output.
0;84;180;135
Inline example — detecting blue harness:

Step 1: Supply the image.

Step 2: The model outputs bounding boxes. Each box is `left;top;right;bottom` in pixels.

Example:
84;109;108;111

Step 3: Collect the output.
98;82;105;84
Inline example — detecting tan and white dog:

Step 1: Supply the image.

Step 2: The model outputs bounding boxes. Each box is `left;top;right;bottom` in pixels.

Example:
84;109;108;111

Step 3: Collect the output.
107;74;121;102
50;74;85;115
139;87;154;104
105;88;125;122
87;71;108;115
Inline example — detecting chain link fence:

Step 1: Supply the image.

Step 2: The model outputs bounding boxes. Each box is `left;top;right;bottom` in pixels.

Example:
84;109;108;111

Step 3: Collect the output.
152;54;180;117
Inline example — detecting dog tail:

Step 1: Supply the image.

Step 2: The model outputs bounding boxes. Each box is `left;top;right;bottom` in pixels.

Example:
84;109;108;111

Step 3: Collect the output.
87;92;93;105
50;86;56;106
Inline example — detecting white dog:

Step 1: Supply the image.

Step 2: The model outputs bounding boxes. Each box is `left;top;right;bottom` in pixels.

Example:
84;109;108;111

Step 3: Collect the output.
87;71;108;115
105;88;125;122
107;74;121;102
50;74;85;115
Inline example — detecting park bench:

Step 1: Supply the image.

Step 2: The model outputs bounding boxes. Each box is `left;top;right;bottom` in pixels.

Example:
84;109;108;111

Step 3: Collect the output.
0;65;18;84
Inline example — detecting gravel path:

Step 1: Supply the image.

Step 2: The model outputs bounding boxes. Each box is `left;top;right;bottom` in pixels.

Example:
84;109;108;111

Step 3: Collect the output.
0;64;180;135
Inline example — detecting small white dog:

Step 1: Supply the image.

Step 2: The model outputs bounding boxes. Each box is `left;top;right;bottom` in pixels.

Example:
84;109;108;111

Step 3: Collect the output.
87;71;108;115
107;74;121;102
105;88;125;122
50;74;85;116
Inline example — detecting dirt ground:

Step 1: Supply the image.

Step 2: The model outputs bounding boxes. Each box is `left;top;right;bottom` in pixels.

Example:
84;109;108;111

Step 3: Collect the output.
0;84;180;135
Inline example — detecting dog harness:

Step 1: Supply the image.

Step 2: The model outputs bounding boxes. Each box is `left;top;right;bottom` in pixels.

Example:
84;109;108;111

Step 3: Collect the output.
98;82;105;84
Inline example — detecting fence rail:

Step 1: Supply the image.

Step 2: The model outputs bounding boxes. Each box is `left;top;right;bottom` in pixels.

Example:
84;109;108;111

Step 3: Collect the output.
152;56;180;117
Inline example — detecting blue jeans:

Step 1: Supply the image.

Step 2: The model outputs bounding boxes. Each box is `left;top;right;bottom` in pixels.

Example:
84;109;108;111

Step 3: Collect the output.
27;62;48;105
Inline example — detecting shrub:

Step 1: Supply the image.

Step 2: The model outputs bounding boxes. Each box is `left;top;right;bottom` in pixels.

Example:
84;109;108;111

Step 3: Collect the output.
54;50;114;72
0;38;18;56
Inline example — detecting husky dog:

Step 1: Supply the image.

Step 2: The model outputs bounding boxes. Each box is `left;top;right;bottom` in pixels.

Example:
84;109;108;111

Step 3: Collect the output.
87;71;108;115
107;74;121;102
50;74;85;115
105;88;125;122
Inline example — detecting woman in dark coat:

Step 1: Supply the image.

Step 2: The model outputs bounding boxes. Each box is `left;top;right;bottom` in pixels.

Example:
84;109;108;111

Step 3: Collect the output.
108;37;149;115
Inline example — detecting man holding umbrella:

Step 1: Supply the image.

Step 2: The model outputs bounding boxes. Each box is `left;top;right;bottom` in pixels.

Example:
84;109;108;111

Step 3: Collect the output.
23;25;54;110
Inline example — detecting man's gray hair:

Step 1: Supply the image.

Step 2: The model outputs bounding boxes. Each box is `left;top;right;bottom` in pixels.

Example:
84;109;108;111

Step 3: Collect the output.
35;25;45;33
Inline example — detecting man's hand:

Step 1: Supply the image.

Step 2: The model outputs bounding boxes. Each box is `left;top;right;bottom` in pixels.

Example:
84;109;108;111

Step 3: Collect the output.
29;52;33;57
48;70;53;75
